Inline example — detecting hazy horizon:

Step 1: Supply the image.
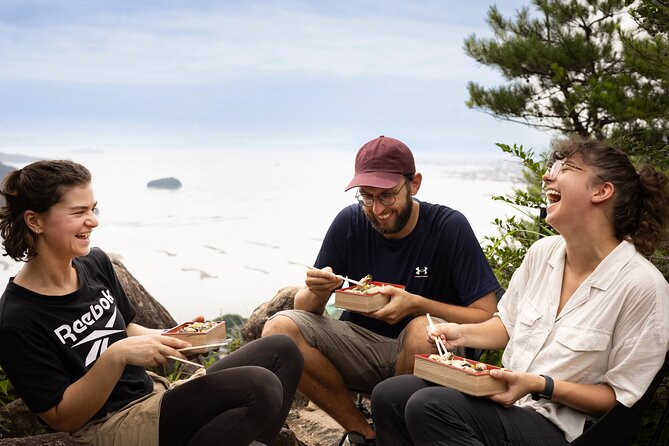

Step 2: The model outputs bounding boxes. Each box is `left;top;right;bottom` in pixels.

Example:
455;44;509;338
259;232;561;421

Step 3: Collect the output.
0;148;527;320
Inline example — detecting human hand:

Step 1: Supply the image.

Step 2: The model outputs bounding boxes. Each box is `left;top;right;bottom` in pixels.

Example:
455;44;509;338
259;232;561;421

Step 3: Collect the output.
110;334;191;368
486;369;535;407
304;266;343;297
370;286;418;324
425;322;462;351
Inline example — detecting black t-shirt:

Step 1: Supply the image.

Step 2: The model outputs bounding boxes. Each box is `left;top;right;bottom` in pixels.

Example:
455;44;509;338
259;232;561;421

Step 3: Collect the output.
315;201;500;338
0;248;152;419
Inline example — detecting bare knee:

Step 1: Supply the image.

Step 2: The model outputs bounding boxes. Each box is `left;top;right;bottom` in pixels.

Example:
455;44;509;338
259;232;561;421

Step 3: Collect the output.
401;316;435;355
395;316;436;375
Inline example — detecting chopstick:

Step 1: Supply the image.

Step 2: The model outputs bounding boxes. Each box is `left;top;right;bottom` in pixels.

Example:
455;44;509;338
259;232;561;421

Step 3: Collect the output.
177;342;229;353
335;274;365;287
166;355;205;369
305;265;366;287
426;313;449;357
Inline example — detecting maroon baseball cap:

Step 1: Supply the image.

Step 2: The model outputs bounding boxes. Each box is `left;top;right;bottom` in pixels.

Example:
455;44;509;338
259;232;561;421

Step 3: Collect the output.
345;136;416;191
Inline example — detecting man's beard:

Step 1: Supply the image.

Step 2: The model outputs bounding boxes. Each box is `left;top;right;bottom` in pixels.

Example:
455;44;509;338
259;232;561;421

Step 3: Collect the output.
364;189;413;235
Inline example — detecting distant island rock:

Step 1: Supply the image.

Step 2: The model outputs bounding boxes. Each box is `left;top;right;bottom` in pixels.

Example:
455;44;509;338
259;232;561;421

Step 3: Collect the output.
0;162;15;181
0;152;40;164
147;177;182;189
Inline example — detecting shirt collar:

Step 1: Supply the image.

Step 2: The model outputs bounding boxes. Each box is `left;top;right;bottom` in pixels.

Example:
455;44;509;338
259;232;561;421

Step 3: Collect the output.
547;238;636;292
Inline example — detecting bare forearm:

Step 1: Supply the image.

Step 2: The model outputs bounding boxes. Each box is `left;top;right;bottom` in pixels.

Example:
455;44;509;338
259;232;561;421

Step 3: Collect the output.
551;380;617;416
39;348;126;433
418;300;492;324
294;287;330;313
127;322;163;336
458;317;509;350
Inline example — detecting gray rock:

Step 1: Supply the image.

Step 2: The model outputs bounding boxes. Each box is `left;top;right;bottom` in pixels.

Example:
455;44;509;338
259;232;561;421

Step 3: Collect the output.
241;286;299;342
276;427;307;446
0;432;76;445
110;255;177;329
146;177;182;189
0;399;47;439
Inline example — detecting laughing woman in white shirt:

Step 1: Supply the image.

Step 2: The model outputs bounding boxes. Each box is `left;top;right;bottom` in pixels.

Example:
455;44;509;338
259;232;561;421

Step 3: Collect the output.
370;136;669;446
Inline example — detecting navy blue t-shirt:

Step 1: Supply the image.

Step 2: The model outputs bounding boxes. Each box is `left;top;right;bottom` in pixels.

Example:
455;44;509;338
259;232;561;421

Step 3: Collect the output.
315;201;500;338
0;248;152;419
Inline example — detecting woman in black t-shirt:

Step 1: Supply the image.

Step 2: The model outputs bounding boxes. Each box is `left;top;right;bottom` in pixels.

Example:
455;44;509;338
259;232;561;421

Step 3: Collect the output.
0;159;303;446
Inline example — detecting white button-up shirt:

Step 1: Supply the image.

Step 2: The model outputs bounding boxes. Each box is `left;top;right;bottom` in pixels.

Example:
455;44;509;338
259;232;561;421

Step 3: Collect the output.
497;236;669;441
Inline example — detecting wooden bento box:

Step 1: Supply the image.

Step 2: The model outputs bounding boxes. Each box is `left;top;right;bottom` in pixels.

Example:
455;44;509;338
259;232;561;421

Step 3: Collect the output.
162;321;227;353
334;281;404;313
413;354;506;396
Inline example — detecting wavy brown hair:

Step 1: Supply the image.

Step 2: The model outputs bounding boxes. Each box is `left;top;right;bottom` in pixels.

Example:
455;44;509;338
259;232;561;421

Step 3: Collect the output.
550;137;669;256
0;160;91;261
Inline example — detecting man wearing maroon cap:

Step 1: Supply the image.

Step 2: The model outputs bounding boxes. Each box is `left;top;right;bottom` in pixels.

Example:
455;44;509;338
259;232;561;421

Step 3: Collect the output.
263;136;500;445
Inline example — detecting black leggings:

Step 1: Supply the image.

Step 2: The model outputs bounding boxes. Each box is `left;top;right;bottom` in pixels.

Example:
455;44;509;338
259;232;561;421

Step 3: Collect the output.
371;375;568;446
159;334;303;446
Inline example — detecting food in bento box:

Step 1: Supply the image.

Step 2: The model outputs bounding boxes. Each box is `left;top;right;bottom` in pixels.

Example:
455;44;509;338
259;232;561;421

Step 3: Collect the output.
413;353;506;396
427;353;489;373
348;282;383;295
162;320;227;354
178;321;218;333
334;277;404;313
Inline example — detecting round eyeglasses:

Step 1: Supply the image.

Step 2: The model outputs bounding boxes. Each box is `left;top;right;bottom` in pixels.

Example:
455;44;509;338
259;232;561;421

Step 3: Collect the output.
544;159;585;181
356;182;407;207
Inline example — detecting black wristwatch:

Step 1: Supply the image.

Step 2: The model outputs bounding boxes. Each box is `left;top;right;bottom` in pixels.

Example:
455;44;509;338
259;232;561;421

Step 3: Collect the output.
531;375;554;400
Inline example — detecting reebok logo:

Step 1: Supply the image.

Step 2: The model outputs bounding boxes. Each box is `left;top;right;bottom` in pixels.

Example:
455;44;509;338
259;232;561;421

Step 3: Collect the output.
53;290;123;367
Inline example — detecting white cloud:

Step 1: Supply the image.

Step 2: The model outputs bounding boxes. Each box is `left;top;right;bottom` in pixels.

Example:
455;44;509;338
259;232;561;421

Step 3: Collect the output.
0;5;497;84
0;0;551;156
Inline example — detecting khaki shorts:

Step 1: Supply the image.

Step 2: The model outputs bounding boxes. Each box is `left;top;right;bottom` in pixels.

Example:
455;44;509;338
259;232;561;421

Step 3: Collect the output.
270;310;408;394
73;369;205;446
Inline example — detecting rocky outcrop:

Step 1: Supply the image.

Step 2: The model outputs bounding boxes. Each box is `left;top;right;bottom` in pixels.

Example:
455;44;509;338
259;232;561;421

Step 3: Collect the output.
147;177;182;189
0;399;50;441
0;432;76;445
241;286;299;342
110;255;177;329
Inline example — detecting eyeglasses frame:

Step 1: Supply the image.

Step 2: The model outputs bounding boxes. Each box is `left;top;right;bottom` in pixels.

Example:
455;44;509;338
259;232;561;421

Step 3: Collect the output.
356;182;408;207
545;158;609;184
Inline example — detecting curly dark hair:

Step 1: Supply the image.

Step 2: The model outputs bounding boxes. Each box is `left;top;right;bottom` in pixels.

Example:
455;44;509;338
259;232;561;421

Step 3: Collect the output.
0;160;92;261
550;137;669;256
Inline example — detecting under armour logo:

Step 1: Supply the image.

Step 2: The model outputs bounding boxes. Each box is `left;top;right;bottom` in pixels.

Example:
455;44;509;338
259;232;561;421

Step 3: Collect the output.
415;267;428;278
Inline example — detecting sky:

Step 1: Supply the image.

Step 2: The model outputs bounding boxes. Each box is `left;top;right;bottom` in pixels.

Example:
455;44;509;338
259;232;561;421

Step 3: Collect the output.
0;0;553;156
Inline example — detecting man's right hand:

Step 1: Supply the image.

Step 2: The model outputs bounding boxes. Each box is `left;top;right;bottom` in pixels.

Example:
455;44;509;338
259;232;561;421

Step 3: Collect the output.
294;266;343;313
304;266;344;298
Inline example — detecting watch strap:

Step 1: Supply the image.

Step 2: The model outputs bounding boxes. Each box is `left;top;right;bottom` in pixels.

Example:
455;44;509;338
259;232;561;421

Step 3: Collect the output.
531;374;554;400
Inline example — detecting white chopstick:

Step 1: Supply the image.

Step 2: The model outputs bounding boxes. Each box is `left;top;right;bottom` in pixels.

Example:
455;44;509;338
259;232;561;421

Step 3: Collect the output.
335;274;365;287
166;355;205;369
305;265;366;287
426;313;449;357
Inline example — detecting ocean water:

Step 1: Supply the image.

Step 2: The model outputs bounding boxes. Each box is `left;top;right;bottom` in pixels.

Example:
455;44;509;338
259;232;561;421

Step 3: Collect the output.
0;148;523;322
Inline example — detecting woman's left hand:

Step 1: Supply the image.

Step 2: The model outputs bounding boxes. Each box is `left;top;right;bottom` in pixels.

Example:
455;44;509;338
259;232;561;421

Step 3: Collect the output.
485;369;542;407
